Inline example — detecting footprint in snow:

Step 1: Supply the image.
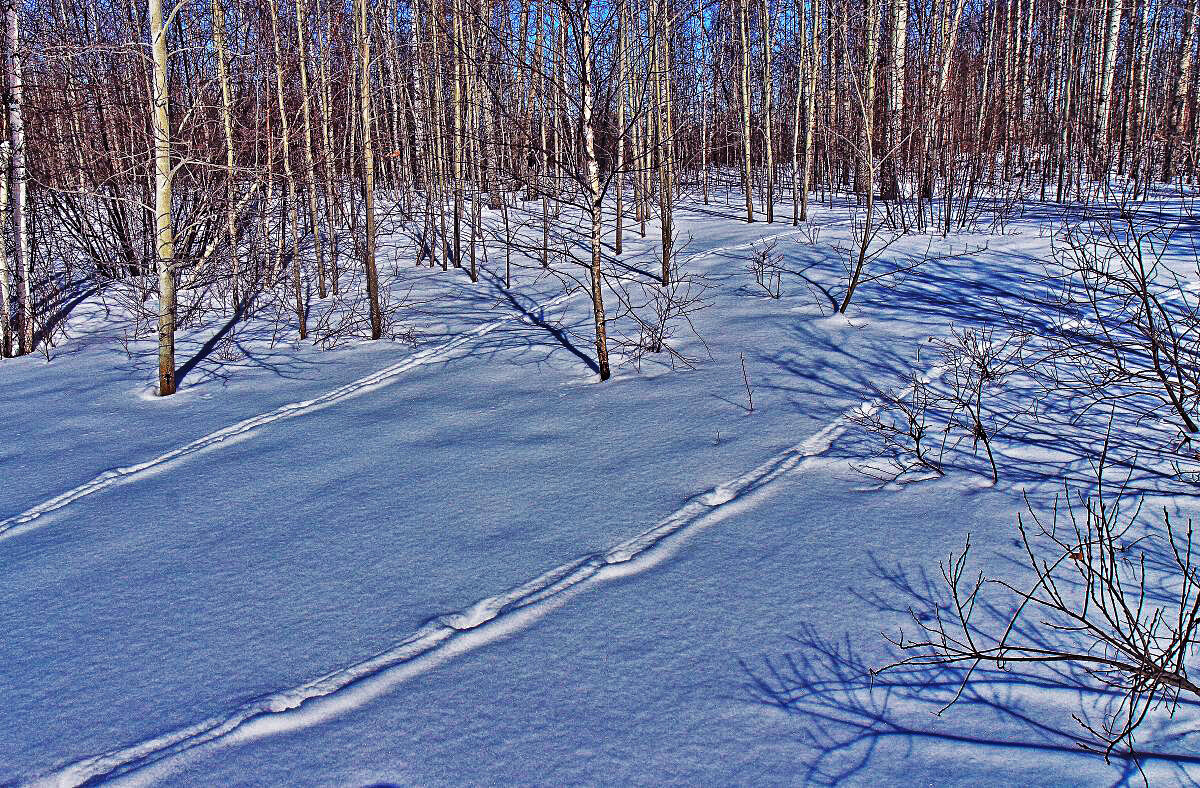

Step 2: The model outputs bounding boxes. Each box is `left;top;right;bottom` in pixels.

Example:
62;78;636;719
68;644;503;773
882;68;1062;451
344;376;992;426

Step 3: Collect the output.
701;486;737;506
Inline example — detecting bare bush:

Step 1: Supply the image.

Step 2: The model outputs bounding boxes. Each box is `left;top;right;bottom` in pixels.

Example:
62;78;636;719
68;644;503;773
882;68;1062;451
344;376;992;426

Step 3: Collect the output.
1045;211;1200;439
747;238;783;299
795;221;823;246
829;204;986;314
849;371;950;482
850;328;1032;483
309;283;417;350
877;462;1200;761
214;334;244;362
611;260;711;371
938;327;1032;483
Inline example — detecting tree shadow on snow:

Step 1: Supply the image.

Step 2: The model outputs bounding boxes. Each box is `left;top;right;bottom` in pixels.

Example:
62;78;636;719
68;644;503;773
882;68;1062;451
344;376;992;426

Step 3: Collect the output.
741;553;1200;786
32;276;97;353
753;229;1200;499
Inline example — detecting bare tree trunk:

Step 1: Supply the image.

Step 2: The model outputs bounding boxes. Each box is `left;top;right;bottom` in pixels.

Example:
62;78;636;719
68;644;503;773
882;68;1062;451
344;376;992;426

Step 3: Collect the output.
1053;0;1071;202
535;4;551;262
654;0;673;282
295;0;327;299
1125;0;1154;186
430;8;449;270
921;0;964;214
0;141;10;358
615;0;626;255
759;0;774;222
552;16;564;216
834;0;849;190
858;0;880;196
738;0;754;222
212;0;242;307
1015;0;1033;182
357;0;383;339
149;0;175;394
796;0;818;223
451;0;464;269
410;0;428;192
881;0;907;200
5;0;28;356
269;0;305;338
634;78;647;236
803;0;822;221
1095;0;1124;179
317;0;340;293
578;0;609;381
1165;0;1198;182
700;11;709;206
840;168;874;313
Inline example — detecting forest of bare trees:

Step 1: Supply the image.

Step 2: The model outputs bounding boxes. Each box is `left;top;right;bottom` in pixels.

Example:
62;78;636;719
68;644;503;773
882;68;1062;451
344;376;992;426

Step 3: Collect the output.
0;0;1197;392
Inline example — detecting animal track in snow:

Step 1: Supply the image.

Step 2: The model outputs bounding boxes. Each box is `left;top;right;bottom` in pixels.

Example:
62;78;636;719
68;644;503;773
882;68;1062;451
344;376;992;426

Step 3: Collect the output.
0;226;816;547
36;357;938;787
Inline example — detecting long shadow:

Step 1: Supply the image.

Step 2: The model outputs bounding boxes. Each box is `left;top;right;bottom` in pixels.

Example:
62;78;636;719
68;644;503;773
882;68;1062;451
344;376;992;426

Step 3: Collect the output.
486;271;600;374
721;193;1200;780
751;217;1200;498
33;278;97;350
743;552;1200;785
176;288;260;385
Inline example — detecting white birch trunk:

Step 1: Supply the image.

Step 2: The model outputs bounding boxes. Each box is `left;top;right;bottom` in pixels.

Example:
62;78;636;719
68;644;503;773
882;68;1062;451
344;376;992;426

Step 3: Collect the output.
357;0;383;339
212;0;241;306
5;0;28;355
0;141;10;358
149;0;176;394
1095;0;1124;167
738;0;754;222
759;0;774;222
579;0;609;381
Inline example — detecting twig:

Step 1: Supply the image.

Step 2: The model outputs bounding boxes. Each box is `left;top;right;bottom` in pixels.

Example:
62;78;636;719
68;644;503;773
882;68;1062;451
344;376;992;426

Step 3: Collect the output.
741;353;754;413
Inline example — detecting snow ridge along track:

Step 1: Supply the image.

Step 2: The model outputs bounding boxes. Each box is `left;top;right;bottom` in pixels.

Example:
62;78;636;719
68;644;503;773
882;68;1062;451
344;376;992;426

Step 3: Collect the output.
0;291;578;544
0;227;810;546
36;419;847;787
39;352;931;787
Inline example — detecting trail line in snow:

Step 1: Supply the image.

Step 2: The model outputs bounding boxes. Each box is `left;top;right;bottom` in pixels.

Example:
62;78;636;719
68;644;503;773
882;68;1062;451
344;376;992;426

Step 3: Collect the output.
36;423;847;787
0;227;811;546
0;291;576;544
36;358;928;787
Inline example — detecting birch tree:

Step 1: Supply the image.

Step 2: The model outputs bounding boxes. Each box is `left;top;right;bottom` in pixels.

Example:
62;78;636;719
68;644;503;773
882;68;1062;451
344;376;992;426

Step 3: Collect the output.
758;0;774;222
357;0;383;340
880;0;906;201
0;141;10;358
5;0;28;356
738;0;754;222
575;0;610;380
149;0;176;395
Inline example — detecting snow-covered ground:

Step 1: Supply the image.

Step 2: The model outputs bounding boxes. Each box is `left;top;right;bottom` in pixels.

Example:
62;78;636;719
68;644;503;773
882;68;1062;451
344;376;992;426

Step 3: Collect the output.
3;192;1199;785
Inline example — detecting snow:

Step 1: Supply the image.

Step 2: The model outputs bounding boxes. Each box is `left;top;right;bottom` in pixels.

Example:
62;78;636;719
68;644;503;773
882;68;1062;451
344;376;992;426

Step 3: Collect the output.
2;193;1199;785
